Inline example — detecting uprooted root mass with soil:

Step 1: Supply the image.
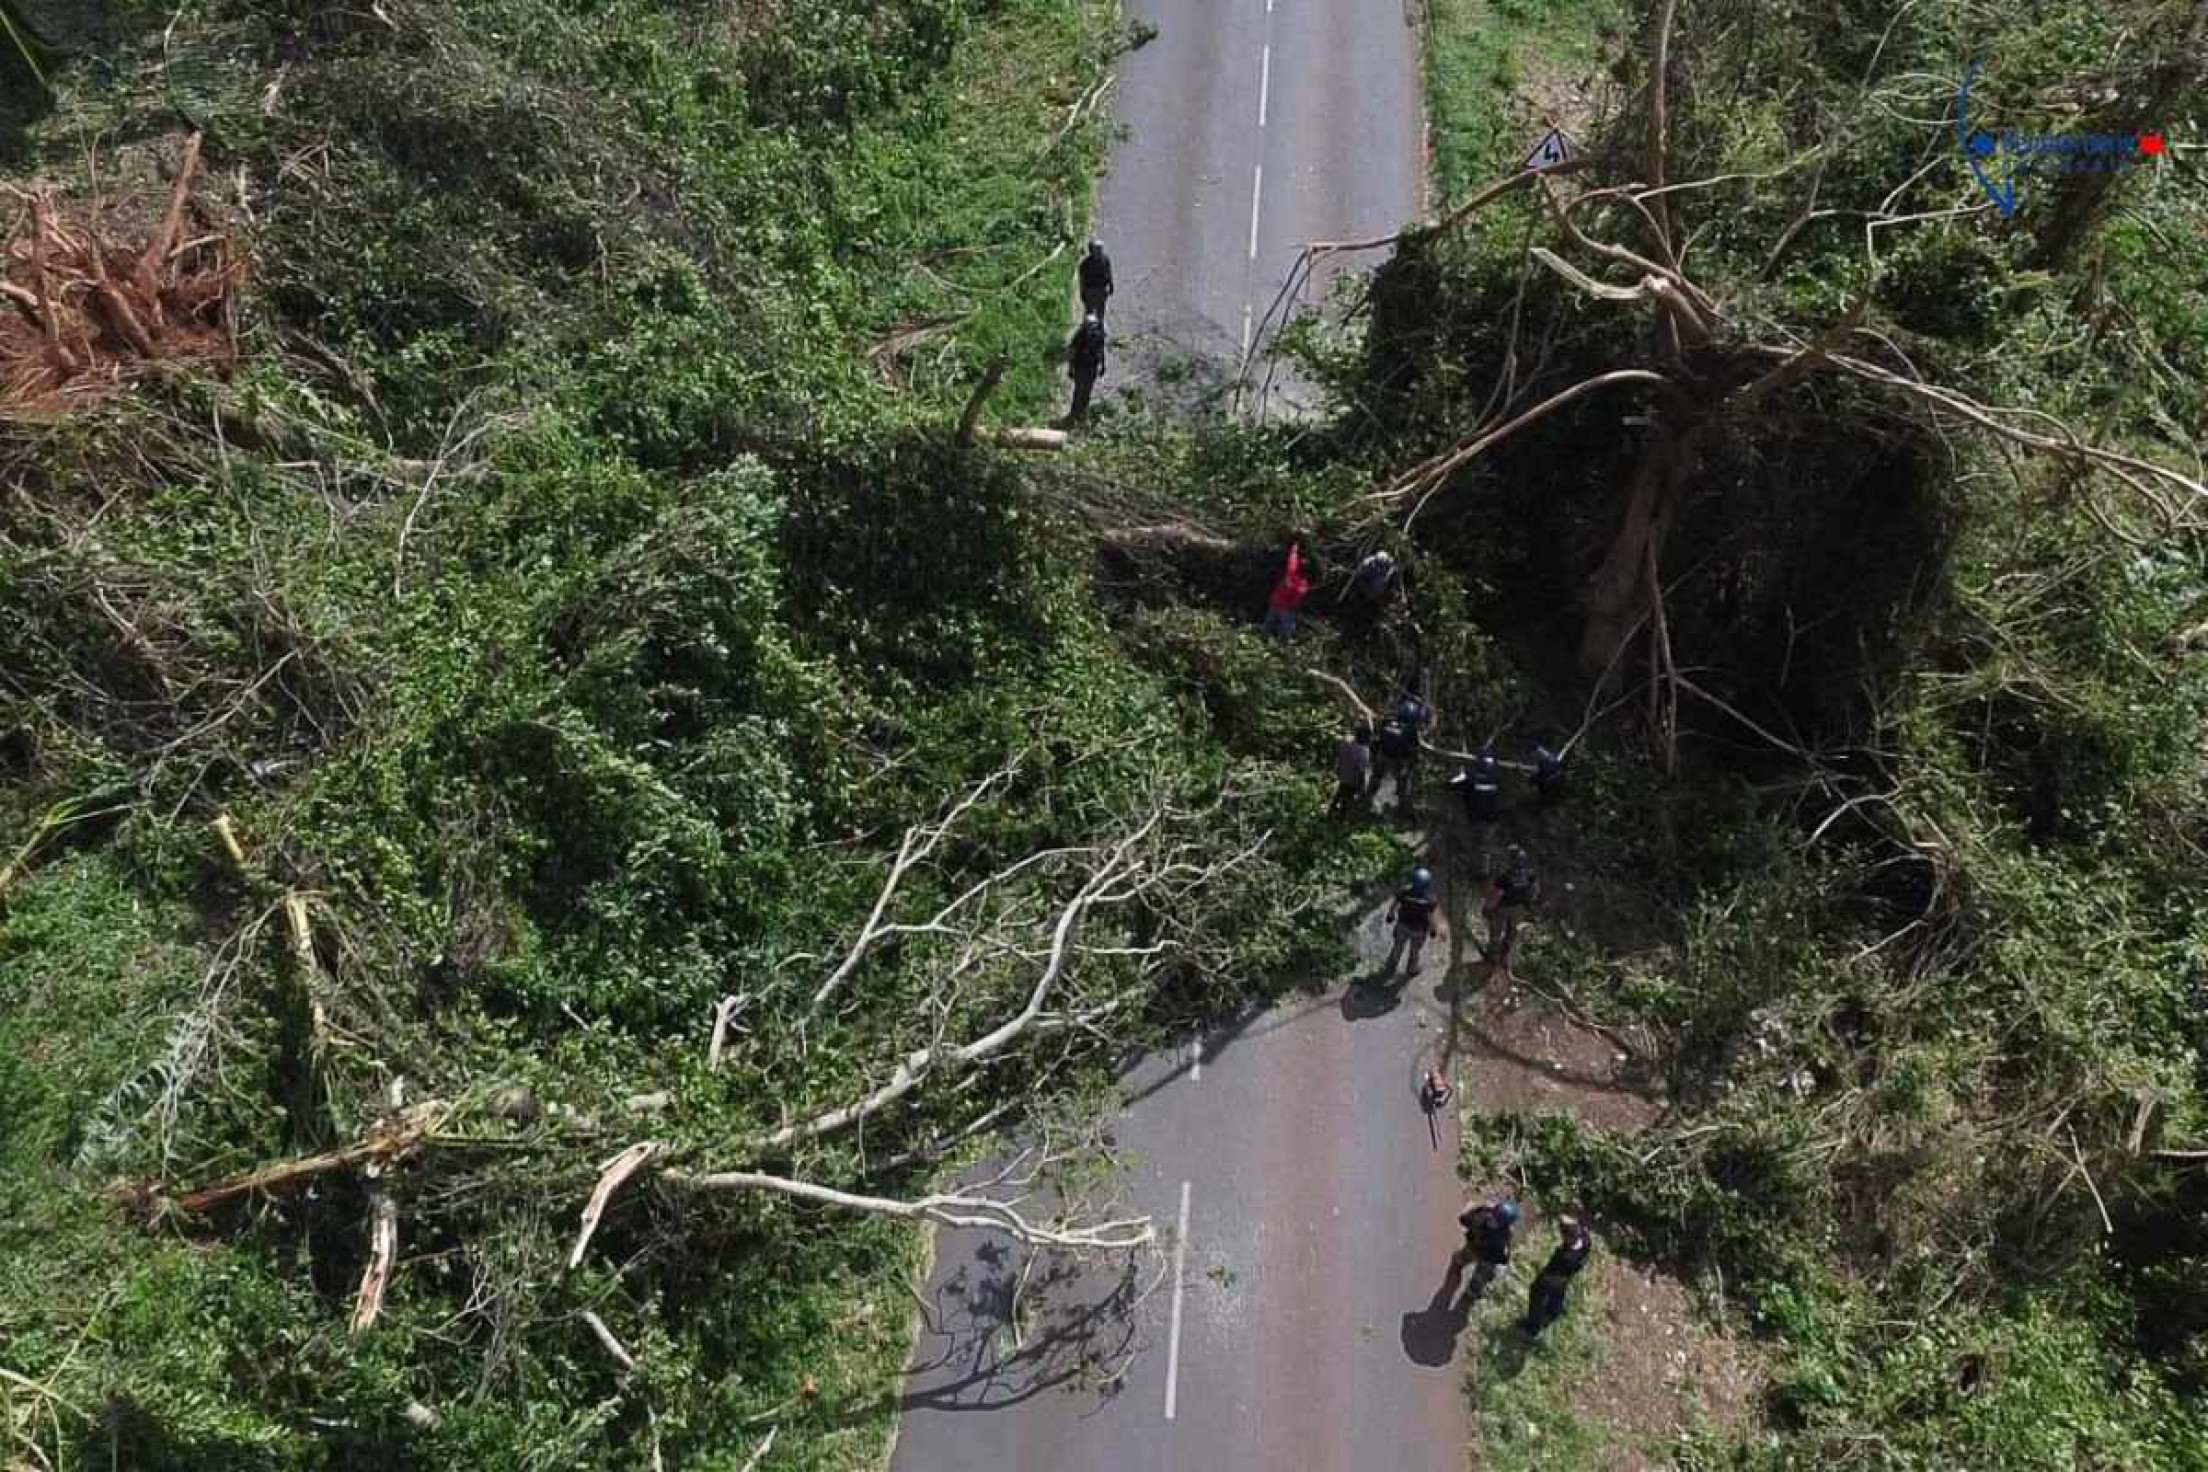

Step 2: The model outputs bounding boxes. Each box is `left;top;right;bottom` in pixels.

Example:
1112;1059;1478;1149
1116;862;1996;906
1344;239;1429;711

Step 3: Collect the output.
1;130;242;417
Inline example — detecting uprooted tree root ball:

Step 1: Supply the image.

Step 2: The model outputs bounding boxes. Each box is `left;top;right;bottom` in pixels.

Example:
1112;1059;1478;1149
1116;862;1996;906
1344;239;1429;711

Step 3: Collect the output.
1;130;242;417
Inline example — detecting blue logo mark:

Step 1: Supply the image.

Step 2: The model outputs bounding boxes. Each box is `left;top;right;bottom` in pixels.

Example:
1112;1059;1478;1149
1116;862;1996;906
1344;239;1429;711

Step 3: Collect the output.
1955;59;2157;218
1956;61;2021;216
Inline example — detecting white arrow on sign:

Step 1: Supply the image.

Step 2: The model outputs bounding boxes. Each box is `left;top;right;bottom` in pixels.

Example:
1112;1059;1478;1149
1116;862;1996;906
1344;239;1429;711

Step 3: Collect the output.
1522;128;1572;172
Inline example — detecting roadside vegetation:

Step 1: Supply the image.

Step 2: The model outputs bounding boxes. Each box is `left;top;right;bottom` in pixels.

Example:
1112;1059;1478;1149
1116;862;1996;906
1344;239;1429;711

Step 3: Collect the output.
1401;0;2208;1466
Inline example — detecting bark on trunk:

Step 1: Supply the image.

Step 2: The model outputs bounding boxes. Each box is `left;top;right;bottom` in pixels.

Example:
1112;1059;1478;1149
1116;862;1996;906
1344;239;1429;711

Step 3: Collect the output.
1578;416;1696;676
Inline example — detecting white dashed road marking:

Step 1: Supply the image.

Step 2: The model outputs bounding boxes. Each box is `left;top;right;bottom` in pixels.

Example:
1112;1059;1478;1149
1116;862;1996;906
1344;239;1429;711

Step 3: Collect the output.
1248;165;1263;260
1164;1180;1193;1420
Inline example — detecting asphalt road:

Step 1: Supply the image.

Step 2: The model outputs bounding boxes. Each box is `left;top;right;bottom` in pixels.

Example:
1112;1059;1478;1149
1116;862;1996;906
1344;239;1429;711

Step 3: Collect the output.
889;870;1477;1472
1086;0;1424;418
890;10;1437;1465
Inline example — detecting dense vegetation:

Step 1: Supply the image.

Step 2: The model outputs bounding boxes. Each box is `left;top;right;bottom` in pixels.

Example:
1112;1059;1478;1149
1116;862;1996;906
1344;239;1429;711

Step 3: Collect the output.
0;2;1411;1466
4;0;2204;1468
1397;0;2208;1465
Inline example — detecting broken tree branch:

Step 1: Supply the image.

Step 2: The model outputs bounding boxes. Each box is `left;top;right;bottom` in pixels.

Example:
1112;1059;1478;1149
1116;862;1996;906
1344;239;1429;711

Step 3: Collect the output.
211;811;249;870
664;1168;1154;1250
140;129;204;297
349;1190;398;1334
708;993;751;1071
1645;0;1681;269
771;812;1166;1150
580;1309;639;1375
811;764;1022;1011
956;353;1009;446
994;426;1067;451
739;1427;780;1472
1371;370;1671;520
569;1141;664;1271
31;192;60;347
149;1101;449;1216
1303;668;1376;725
1781;347;2206;511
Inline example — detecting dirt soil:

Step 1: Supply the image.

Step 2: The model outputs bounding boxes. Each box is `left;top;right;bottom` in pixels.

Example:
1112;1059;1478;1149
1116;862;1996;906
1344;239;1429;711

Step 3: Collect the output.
1460;980;1663;1133
1578;1258;1763;1468
1449;968;1760;1461
1516;58;1610;147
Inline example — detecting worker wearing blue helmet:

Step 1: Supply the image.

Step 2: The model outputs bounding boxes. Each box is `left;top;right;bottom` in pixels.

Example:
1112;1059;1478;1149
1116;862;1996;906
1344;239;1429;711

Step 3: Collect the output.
1454;1198;1521;1296
1383;866;1442;977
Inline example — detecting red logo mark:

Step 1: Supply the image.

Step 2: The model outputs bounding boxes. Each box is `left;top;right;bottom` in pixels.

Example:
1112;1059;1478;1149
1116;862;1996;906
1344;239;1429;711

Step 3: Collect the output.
2137;133;2167;156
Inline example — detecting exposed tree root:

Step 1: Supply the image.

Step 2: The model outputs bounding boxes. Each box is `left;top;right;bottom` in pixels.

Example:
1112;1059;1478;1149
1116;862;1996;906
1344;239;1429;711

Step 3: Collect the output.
1;131;242;417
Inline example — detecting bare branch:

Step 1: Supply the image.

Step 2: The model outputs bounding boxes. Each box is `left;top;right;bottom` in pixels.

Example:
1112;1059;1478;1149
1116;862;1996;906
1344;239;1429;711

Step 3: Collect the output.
140;129;204;290
956;353;1010;446
1674;674;1818;763
1799;348;2205;511
666;1168;1154;1250
1645;0;1681;268
1537;177;1717;316
350;1191;399;1334
739;1427;780;1472
1372;370;1671;520
1303;668;1376;725
810;763;1022;1011
580;1309;639;1375
771;811;1171;1151
707;993;751;1071
568;1141;664;1272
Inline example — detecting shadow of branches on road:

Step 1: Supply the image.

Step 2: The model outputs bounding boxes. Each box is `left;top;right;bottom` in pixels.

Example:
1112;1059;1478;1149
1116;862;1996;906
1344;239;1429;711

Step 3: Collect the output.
897;1242;1149;1416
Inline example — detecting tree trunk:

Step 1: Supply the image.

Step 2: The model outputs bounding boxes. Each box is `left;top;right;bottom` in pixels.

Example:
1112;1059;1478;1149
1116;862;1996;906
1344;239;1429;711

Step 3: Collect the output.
1578;415;1698;676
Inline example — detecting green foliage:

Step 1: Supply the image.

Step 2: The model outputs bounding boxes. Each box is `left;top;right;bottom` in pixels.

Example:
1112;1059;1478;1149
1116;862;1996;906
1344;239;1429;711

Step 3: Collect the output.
1409;1;2208;1464
1421;0;1628;202
0;1;1217;1467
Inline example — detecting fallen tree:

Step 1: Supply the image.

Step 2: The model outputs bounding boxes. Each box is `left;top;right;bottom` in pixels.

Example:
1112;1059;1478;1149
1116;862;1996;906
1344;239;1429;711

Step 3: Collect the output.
1344;1;2204;758
564;797;1262;1267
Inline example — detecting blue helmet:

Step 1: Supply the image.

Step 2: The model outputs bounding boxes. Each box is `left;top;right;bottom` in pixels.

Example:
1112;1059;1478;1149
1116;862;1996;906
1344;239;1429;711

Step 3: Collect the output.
1496;1200;1520;1226
1409;867;1433;896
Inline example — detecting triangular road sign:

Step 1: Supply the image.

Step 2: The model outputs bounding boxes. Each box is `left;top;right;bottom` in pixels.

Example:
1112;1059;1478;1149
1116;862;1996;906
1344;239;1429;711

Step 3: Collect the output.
1522;128;1572;172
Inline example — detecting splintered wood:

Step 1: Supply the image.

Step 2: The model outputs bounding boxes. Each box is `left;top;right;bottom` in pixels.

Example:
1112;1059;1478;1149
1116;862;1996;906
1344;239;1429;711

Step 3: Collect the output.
1;130;244;417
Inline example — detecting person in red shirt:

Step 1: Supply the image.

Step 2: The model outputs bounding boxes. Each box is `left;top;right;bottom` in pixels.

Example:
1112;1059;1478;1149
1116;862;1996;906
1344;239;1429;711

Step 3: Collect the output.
1261;542;1311;638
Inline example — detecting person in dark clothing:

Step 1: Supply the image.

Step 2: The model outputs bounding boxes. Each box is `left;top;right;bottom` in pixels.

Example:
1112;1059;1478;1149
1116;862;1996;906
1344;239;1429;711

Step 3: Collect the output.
1449;743;1505;824
1531;743;1566;805
1483;844;1539;979
1524;1216;1593;1336
1384;866;1442;977
1374;716;1421;813
1079;239;1115;318
1375;685;1431;809
1332;723;1374;817
1067;311;1106;420
1352;548;1402;607
1452;1198;1520;1297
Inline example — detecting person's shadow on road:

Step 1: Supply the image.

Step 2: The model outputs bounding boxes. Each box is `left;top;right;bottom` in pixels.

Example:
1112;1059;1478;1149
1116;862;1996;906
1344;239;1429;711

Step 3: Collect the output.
1399;1260;1477;1366
1340;974;1405;1021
